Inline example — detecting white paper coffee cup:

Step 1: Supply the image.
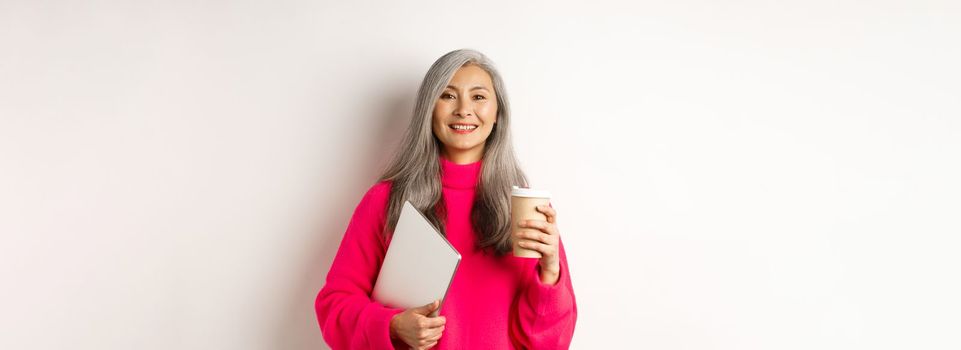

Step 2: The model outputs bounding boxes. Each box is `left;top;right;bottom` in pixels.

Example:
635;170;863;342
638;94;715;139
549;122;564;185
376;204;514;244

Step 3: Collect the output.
511;186;551;258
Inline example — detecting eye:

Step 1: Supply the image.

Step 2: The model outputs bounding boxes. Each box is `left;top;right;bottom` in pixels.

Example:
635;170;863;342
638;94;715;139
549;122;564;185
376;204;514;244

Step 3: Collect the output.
441;93;455;100
473;95;486;100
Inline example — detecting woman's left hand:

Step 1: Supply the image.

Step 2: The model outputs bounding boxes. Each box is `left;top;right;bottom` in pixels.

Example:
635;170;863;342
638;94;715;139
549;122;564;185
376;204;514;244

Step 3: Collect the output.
517;204;561;285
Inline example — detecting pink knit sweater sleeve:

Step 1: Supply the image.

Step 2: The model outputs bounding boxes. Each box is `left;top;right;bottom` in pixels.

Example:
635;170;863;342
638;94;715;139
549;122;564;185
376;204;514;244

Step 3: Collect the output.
511;236;578;349
315;182;404;349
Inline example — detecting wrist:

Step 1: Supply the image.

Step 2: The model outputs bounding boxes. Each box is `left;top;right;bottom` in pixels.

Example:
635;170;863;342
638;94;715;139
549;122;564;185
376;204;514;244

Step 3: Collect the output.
538;265;560;285
389;314;399;339
539;261;560;275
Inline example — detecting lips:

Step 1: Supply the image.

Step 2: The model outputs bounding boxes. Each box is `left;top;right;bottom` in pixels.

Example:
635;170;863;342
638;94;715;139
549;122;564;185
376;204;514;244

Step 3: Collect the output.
449;123;478;134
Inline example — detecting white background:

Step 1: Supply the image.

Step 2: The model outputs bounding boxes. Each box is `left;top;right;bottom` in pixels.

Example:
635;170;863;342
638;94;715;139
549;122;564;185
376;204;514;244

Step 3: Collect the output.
2;1;959;349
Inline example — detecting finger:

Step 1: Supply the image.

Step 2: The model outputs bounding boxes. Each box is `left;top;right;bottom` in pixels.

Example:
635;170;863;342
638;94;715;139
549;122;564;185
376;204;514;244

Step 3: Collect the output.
422;337;441;349
516;230;552;245
518;240;557;257
519;219;548;231
421;315;446;328
419;328;443;343
424;326;445;342
520;220;558;236
420;325;444;340
413;300;440;315
536;204;557;223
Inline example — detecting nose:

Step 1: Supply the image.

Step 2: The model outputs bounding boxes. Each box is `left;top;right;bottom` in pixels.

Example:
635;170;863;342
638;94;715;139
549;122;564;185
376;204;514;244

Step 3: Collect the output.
454;99;473;118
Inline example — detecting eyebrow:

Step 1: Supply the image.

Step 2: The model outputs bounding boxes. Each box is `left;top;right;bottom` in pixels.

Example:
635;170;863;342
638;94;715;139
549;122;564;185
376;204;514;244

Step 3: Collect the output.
446;85;490;92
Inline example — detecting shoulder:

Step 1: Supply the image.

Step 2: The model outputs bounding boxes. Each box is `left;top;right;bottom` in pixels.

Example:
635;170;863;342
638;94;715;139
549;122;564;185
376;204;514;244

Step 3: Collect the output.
363;180;393;203
345;180;394;233
354;180;393;216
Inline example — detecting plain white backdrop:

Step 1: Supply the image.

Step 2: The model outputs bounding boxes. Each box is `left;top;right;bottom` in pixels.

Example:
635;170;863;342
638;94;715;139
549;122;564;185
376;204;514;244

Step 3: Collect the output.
2;0;959;349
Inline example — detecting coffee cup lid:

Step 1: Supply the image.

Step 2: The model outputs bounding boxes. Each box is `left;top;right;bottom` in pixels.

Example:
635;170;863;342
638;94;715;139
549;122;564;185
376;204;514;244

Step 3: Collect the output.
511;185;551;198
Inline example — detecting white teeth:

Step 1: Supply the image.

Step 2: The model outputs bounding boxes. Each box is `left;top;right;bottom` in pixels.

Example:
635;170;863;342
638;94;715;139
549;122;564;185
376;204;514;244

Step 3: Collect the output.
451;125;477;130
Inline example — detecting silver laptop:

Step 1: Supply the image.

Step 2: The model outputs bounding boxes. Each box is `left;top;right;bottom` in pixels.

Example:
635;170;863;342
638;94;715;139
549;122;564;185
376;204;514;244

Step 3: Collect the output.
371;201;461;317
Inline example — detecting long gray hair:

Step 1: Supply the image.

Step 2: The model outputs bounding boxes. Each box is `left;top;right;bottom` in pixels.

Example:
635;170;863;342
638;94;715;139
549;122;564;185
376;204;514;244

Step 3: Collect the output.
379;48;528;256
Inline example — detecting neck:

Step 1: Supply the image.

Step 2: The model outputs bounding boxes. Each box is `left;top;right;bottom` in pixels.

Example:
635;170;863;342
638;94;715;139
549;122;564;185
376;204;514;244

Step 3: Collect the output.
441;147;484;165
439;155;482;190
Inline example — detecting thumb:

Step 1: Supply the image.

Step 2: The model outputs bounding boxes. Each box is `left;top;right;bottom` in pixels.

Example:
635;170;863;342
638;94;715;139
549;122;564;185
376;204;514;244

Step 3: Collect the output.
413;300;440;315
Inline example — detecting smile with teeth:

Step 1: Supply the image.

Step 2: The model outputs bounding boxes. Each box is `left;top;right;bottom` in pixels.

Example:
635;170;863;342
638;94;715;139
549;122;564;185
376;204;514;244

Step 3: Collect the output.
450;124;478;131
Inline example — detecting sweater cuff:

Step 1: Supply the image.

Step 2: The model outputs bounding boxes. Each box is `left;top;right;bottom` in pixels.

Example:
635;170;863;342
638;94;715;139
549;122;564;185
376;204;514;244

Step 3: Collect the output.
526;263;574;317
365;303;404;349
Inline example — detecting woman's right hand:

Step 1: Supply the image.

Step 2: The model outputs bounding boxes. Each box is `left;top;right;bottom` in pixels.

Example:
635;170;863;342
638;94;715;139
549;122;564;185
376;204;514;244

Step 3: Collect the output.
389;300;447;349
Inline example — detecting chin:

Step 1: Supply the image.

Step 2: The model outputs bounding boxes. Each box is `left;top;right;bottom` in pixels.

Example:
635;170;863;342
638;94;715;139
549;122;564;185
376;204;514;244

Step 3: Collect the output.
454;143;479;150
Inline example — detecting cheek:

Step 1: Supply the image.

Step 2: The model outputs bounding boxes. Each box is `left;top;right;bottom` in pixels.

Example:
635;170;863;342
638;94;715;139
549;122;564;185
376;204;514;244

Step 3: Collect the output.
480;104;498;125
432;103;447;126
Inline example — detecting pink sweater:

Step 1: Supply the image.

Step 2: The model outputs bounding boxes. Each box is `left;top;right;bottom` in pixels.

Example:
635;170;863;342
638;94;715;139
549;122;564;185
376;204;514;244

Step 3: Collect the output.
315;156;577;349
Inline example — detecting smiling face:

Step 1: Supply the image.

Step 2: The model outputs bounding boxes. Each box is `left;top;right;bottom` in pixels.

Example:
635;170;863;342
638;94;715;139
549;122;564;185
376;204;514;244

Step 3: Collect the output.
432;64;498;164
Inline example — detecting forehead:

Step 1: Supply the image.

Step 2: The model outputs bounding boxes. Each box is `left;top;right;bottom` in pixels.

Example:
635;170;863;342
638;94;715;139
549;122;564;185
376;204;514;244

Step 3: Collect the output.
447;65;494;88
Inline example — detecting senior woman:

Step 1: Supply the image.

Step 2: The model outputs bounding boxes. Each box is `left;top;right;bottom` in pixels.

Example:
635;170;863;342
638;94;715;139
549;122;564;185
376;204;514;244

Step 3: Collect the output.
315;49;577;349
